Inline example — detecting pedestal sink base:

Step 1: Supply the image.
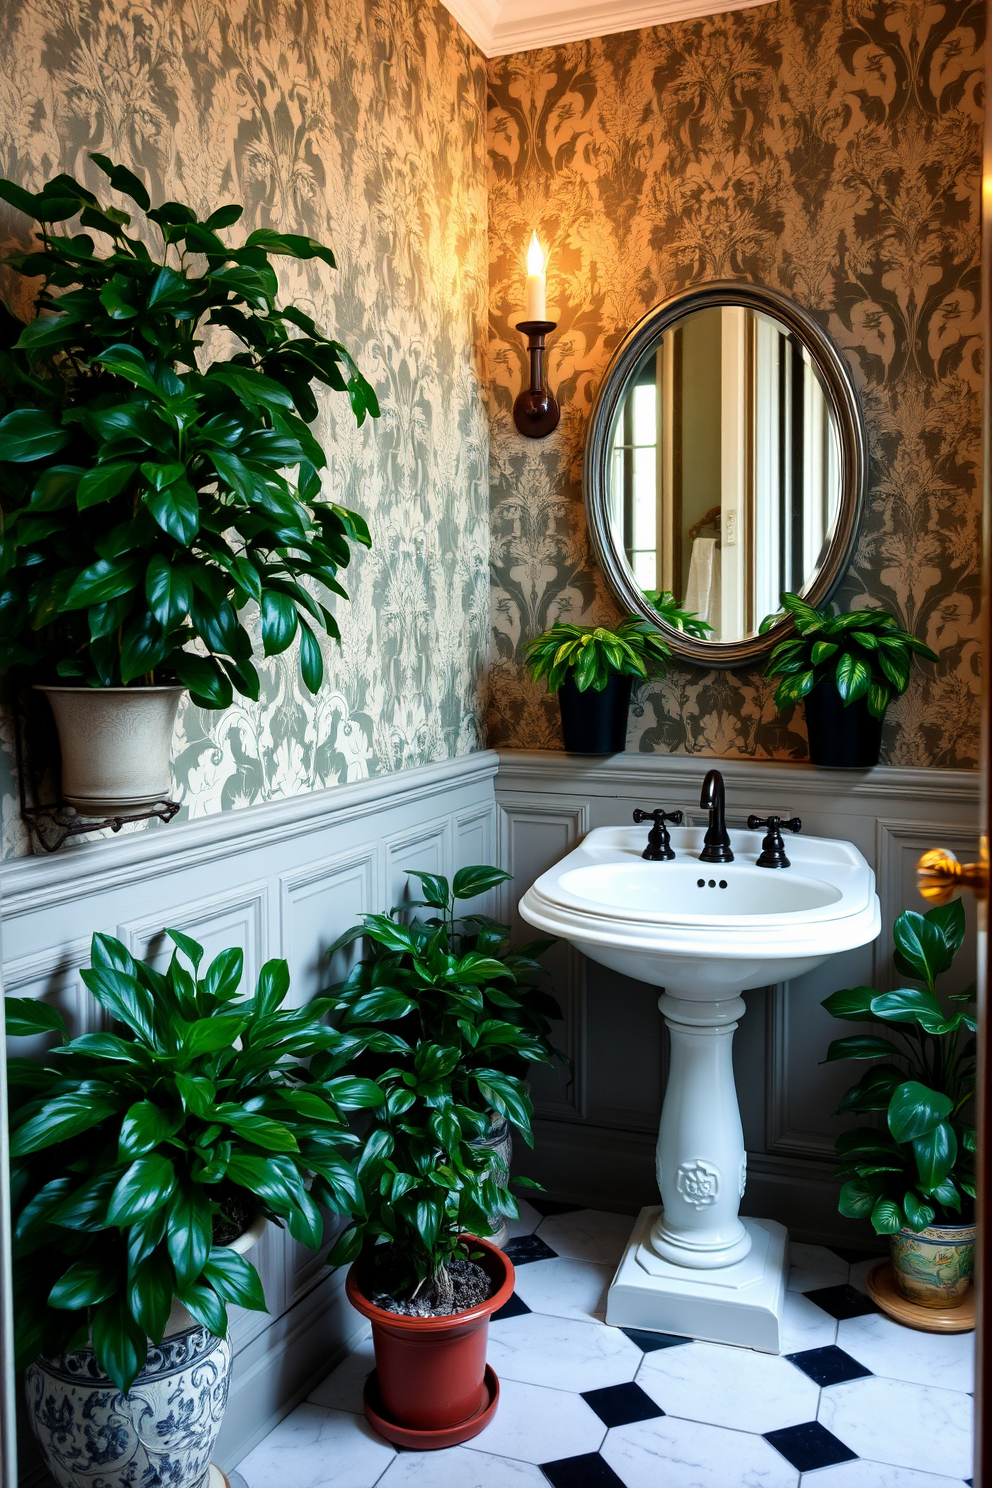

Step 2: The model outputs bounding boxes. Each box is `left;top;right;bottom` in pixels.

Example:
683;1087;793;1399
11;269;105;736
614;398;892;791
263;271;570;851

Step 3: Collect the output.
606;1208;788;1353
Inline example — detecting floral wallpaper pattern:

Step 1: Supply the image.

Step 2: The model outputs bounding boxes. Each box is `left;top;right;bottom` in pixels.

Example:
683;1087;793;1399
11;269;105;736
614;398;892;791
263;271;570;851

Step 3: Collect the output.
0;0;489;856
487;0;984;768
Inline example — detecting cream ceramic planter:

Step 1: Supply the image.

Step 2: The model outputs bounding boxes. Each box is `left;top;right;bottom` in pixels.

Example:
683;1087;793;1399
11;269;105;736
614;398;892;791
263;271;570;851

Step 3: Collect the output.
891;1221;976;1308
26;1214;267;1488
36;685;184;815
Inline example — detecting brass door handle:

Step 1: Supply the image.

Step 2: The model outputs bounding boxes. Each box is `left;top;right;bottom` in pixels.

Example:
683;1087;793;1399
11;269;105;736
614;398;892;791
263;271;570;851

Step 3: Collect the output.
916;848;988;904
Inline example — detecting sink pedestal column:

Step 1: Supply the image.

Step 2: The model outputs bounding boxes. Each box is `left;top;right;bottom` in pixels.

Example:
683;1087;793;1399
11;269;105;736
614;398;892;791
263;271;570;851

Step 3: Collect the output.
605;986;788;1352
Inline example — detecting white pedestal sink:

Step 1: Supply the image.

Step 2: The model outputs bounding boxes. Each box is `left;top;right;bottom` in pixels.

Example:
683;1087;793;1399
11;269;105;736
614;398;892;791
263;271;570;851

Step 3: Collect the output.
519;821;880;1352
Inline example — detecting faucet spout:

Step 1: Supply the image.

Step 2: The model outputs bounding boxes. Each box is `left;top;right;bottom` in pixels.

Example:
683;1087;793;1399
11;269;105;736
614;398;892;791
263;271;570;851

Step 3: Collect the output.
699;769;734;863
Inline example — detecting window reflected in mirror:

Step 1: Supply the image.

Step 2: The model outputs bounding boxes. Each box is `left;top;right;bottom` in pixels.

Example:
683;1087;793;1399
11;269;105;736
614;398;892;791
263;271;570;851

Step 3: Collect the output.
609;305;842;645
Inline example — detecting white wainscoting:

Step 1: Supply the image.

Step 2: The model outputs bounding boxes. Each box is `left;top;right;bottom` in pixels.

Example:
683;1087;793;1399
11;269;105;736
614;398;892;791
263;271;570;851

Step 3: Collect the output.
494;749;981;1249
1;750;499;1476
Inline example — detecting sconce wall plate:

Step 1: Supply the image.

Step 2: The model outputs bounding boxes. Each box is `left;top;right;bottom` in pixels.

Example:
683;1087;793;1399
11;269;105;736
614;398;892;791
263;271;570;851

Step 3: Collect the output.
513;319;560;438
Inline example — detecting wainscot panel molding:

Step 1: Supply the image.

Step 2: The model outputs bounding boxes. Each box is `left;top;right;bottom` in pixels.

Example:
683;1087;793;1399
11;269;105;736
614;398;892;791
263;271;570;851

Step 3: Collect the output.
443;0;770;56
495;749;980;1248
2;750;499;1479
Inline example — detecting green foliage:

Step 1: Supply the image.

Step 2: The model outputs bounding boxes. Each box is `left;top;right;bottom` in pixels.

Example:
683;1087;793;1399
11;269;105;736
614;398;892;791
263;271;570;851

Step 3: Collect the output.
642;589;713;639
823;900;975;1235
325;865;564;1298
761;592;937;721
523;618;671;694
0;157;379;706
5;931;381;1391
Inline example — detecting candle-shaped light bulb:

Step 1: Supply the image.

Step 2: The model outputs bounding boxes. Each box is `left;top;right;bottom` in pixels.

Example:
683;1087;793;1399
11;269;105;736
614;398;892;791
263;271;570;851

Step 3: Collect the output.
525;231;547;322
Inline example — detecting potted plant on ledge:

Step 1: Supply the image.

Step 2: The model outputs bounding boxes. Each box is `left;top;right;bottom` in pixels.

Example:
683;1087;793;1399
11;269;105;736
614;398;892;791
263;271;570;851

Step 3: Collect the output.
0;156;378;816
524;617;671;754
324;865;551;1447
762;592;937;767
6;929;380;1488
824;898;976;1323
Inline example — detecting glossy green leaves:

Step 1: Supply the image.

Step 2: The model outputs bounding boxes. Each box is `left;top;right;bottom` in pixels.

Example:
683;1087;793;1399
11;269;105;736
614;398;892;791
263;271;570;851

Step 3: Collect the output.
0;157;378;702
524;618;671;694
824;899;974;1237
762;592;937;721
6;927;380;1393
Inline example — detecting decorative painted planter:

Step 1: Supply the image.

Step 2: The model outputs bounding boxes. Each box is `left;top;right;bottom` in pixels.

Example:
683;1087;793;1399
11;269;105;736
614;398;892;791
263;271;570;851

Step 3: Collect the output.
26;1215;266;1488
890;1221;976;1308
469;1113;513;1248
36;685;185;815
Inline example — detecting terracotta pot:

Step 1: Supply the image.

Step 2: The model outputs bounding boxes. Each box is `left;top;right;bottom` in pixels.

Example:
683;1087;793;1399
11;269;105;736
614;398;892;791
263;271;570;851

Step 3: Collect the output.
890;1220;976;1308
36;684;185;814
557;674;632;754
346;1236;514;1436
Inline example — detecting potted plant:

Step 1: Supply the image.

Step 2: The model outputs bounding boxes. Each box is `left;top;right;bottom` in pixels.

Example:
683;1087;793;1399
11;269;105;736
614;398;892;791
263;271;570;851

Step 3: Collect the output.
0;156;378;814
761;592;937;767
823;898;976;1312
324;866;554;1446
523;618;671;754
642;588;713;639
327;862;563;1246
6;929;380;1488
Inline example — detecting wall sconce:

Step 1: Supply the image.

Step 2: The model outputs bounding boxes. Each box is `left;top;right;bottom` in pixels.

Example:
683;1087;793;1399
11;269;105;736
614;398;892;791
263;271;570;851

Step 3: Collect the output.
513;232;560;438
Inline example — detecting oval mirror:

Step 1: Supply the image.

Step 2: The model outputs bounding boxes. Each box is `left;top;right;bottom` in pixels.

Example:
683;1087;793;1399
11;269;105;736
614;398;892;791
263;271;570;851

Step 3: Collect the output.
584;282;867;667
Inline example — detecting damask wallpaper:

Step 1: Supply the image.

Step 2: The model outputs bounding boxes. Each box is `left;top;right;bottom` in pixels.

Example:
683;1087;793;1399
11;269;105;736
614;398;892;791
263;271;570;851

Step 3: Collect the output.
0;0;489;856
487;0;984;768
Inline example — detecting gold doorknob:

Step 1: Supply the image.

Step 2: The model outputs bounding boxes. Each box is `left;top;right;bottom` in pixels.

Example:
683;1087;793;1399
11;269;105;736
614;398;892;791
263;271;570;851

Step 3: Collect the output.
916;847;988;904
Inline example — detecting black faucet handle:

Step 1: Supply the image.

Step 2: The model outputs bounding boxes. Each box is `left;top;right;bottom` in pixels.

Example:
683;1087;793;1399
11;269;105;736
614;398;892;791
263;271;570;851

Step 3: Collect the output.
633;807;684;862
747;814;802;869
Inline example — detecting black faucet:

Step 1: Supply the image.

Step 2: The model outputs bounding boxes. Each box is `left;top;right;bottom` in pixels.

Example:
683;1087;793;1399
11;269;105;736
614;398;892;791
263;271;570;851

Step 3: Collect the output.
633;808;684;861
747;814;802;869
699;769;734;863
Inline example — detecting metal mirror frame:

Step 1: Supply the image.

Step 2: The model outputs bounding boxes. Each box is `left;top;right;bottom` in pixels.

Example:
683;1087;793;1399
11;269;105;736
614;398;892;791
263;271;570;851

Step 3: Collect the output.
584;280;868;668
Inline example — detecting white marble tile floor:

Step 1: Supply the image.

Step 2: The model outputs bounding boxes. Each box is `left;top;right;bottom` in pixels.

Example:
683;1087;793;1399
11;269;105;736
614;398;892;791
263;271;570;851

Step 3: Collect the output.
233;1206;975;1488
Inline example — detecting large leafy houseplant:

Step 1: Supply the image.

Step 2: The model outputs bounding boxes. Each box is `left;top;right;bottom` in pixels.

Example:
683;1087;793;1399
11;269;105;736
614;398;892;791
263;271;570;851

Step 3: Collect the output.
326;864;560;1305
524;618;671;694
761;592;937;721
823;899;975;1235
6;929;382;1391
0;155;379;707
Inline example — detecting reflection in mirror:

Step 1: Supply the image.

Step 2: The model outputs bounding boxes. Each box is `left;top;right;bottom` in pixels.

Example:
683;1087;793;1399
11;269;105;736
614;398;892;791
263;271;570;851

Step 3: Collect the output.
609;305;842;644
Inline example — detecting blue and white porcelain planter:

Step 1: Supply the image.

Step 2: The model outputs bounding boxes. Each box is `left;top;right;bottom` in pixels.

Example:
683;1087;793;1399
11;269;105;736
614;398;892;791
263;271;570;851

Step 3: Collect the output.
26;1214;266;1488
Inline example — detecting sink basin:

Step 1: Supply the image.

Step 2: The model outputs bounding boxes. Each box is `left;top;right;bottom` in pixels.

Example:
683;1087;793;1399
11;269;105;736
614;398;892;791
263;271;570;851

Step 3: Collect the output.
520;825;878;996
518;819;881;1348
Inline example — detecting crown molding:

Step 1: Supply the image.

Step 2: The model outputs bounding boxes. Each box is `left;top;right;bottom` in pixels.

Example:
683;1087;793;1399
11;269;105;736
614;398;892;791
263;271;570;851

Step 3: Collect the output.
443;0;774;57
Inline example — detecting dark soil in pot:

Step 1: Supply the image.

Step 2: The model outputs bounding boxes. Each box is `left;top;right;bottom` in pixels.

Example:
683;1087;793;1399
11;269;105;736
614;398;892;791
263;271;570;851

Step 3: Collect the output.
371;1256;493;1317
212;1187;255;1245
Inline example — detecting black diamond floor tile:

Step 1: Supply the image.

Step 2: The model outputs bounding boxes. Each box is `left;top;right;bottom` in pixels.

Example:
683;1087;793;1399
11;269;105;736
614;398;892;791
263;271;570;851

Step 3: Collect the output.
764;1421;858;1472
804;1283;878;1320
506;1234;559;1265
530;1197;585;1217
620;1327;692;1353
492;1290;531;1322
786;1345;873;1387
541;1452;628;1488
581;1381;664;1428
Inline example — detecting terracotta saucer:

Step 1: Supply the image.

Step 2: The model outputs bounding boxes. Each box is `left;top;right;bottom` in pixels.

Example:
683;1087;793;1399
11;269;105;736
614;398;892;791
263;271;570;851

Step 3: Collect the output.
363;1364;499;1449
866;1262;975;1333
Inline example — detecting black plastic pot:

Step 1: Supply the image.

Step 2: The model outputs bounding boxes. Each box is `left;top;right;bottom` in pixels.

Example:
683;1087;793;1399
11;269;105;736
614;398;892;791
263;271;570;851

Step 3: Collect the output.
557;674;632;754
804;680;883;768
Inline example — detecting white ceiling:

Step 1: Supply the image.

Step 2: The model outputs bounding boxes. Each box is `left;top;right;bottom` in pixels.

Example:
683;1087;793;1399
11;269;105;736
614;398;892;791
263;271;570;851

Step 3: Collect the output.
443;0;773;57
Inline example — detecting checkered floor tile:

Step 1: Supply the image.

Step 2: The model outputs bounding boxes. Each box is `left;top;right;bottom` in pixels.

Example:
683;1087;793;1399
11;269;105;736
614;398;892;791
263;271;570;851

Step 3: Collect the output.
233;1206;975;1488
